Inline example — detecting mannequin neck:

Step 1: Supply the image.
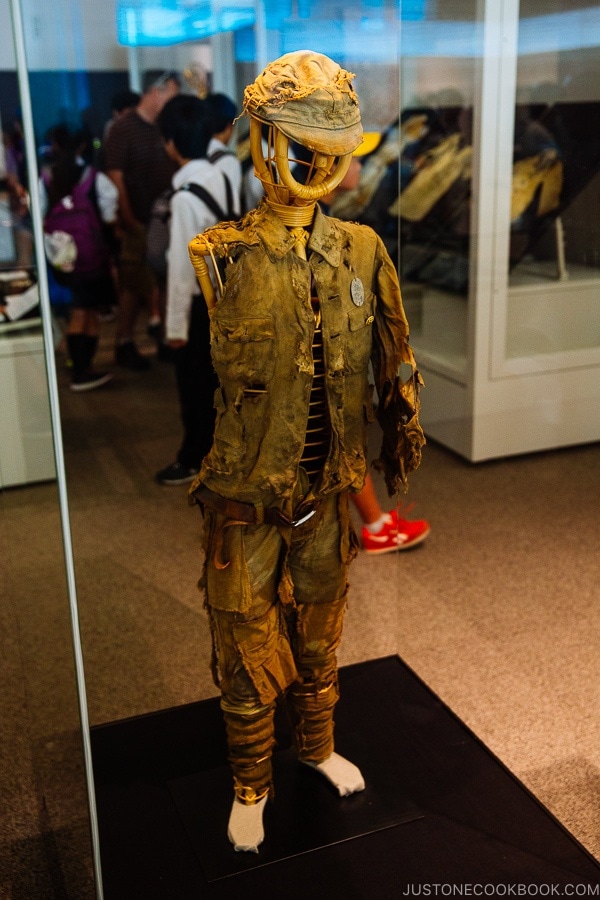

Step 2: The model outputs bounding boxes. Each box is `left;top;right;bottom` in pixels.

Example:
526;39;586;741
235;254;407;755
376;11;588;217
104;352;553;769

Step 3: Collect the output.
266;199;316;228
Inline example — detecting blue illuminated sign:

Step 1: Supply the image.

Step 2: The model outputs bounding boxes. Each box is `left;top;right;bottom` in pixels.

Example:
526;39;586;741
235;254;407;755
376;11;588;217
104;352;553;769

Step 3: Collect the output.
117;0;256;46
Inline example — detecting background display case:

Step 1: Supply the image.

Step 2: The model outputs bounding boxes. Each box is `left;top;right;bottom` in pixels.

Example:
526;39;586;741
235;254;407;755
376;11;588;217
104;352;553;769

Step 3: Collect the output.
399;0;600;461
1;102;55;487
0;316;56;487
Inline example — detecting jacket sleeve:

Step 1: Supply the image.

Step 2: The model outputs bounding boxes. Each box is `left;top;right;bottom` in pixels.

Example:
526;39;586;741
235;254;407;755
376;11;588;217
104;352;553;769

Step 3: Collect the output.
370;234;425;495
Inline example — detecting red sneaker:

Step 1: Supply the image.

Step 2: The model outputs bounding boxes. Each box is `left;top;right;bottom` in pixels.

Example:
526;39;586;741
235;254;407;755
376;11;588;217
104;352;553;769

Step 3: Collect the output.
361;508;430;554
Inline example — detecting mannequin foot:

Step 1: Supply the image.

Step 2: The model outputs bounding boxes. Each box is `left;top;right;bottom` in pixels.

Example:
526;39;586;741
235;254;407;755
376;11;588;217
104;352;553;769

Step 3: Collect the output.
300;751;365;796
227;795;268;853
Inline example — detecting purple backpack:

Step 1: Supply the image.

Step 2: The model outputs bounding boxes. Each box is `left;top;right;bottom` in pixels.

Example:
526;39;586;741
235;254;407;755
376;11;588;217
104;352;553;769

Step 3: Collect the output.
43;167;108;277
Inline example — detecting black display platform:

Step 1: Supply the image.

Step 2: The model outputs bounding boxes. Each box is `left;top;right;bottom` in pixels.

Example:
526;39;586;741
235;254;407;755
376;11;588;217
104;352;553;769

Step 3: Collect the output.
91;656;600;899
169;739;421;882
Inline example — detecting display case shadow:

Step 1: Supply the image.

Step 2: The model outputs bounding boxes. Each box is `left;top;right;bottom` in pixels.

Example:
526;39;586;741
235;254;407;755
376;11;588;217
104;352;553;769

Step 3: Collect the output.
91;656;600;898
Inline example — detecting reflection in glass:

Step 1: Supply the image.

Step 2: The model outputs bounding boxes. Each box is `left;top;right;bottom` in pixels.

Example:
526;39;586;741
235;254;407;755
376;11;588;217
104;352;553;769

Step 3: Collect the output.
392;1;481;376
1;76;95;900
36;0;406;736
2;0;98;892
508;0;600;358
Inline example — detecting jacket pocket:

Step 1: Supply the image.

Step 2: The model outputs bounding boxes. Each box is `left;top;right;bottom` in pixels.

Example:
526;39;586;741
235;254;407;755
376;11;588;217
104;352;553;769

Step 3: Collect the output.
211;315;276;385
345;303;375;373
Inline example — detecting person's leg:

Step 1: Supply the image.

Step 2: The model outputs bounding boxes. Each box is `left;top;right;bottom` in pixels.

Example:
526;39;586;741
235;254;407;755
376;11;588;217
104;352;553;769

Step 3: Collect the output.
81;269;117;354
114;285;139;343
66;306;88;379
350;471;382;525
156;296;218;484
147;279;169;356
66;290;112;390
114;225;151;370
82;307;100;338
351;473;431;554
176;296;217;467
81;308;100;377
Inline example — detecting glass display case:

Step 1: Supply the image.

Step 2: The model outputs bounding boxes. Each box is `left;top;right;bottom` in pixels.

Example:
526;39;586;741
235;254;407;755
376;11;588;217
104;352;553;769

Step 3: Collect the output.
4;0;600;894
2;1;97;895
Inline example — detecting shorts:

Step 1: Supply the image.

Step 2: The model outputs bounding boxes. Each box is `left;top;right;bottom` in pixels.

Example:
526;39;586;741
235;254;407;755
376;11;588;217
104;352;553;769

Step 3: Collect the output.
117;222;157;297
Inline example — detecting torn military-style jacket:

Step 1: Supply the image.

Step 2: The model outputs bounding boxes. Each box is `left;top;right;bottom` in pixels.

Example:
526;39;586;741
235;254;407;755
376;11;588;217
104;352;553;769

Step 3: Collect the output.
188;201;424;510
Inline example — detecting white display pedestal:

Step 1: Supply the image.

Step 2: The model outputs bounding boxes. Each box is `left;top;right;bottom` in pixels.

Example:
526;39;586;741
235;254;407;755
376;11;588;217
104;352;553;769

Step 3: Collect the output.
410;273;600;463
0;319;56;487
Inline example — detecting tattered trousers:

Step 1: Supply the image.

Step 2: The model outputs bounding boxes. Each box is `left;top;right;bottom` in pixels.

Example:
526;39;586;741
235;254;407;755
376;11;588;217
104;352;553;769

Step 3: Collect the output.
201;491;358;804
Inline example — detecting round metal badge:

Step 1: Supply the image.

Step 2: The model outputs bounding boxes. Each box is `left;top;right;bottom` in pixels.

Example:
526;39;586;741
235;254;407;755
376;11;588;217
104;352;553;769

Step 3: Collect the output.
350;277;365;307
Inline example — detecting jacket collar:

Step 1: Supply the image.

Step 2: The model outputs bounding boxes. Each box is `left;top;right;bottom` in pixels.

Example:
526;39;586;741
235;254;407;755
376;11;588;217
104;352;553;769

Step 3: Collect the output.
253;202;342;267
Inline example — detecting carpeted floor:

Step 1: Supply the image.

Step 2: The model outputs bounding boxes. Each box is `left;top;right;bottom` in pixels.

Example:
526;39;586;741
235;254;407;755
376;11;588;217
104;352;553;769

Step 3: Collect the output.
1;318;599;896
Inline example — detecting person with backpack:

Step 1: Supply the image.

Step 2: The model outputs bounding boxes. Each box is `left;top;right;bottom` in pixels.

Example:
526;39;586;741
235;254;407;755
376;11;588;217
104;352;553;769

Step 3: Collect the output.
154;94;240;486
145;93;241;283
42;125;118;391
144;92;242;361
205;93;243;211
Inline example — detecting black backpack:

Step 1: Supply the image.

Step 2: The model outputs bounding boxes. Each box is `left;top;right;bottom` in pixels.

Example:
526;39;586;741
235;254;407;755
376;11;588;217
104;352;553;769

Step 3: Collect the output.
145;171;234;277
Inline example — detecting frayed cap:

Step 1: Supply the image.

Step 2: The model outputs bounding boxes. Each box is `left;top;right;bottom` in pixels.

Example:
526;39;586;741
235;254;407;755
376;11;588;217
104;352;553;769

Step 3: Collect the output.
243;50;363;156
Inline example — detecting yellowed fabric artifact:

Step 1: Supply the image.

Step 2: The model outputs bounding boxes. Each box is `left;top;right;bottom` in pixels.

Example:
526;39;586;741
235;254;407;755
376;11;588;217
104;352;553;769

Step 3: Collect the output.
398;134;472;223
511;151;563;222
187;50;424;809
330;114;429;222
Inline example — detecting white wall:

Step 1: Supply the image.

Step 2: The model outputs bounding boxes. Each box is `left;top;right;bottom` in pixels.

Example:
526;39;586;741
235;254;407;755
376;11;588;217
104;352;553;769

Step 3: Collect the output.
2;0;127;70
2;0;227;96
1;0;17;67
